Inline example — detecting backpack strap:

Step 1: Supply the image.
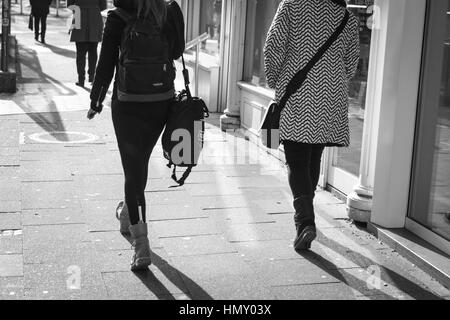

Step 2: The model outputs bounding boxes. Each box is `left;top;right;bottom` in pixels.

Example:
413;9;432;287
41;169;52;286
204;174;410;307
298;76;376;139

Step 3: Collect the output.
170;164;193;187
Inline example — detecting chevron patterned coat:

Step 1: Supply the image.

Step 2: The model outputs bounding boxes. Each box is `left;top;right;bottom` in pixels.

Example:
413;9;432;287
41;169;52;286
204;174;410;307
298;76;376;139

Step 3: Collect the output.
264;0;360;147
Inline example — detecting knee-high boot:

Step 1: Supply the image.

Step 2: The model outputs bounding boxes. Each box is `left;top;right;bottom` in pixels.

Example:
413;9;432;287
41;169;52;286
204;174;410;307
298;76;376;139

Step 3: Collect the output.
293;195;316;250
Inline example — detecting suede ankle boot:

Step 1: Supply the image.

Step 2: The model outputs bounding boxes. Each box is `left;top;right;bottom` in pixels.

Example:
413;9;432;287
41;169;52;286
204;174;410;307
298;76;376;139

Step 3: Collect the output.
293;195;316;251
116;201;131;235
129;223;152;271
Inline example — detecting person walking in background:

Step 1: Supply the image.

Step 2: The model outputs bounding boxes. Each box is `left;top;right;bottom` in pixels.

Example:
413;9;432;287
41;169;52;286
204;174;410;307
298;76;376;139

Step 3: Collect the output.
30;0;52;43
87;0;185;271
68;0;107;88
264;0;360;250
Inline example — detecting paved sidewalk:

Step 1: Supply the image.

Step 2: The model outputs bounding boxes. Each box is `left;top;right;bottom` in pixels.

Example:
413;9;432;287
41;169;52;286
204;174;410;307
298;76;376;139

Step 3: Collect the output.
0;3;449;300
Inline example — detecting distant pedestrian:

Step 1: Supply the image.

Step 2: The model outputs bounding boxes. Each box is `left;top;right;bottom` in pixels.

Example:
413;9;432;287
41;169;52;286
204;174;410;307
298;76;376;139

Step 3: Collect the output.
30;0;52;43
68;0;107;87
264;0;360;250
87;0;185;271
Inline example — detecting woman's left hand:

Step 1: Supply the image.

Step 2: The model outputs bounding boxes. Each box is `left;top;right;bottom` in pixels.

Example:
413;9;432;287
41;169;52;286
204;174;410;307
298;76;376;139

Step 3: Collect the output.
87;108;98;120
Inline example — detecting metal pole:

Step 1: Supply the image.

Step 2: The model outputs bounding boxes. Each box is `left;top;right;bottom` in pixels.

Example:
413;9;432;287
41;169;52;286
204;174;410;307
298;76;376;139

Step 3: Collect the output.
56;0;59;17
20;0;22;15
1;0;11;72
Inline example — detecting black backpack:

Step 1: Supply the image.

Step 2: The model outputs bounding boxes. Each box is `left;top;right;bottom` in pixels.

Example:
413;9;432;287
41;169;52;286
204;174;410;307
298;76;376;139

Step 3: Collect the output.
113;8;176;102
162;56;210;186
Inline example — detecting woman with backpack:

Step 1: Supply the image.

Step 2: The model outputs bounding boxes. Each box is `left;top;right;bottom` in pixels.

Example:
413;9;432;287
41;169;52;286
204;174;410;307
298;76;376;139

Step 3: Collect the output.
87;0;185;271
67;0;107;87
264;0;360;250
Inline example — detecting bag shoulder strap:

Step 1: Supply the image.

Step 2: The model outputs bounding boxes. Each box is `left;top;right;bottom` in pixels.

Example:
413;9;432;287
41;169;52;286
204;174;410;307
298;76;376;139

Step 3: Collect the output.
279;10;350;109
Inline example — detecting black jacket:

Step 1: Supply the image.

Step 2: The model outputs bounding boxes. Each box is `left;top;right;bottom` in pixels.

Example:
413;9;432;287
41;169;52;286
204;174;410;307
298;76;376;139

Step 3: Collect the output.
30;0;52;16
90;0;185;112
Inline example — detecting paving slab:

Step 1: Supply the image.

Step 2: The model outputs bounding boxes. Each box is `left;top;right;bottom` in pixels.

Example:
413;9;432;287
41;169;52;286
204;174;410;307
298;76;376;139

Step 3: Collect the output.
207;207;277;225
271;282;358;300
233;239;300;262
146;204;209;221
0;212;22;230
22;208;85;226
150;218;221;239
21;181;80;209
329;267;443;300
0;277;25;300
249;259;341;287
22;224;90;264
101;269;188;300
0;255;23;277
160;235;237;257
0;232;23;255
0;200;21;213
223;223;295;242
23;262;108;300
179;274;276;300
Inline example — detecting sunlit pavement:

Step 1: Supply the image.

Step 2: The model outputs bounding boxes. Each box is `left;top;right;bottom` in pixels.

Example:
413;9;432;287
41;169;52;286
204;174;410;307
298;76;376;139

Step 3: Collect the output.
0;3;449;300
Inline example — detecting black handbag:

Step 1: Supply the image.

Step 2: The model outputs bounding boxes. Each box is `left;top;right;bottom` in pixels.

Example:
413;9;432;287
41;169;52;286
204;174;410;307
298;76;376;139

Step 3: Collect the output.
260;10;350;149
162;55;210;186
28;14;34;31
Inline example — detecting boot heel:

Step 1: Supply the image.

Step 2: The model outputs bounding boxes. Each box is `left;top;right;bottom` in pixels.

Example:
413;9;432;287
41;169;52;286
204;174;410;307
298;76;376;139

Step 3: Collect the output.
131;257;152;271
294;226;316;251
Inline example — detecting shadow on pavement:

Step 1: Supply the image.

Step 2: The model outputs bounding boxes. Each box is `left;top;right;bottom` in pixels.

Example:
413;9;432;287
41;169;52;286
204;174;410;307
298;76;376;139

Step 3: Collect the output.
296;230;443;300
44;42;77;60
121;235;213;300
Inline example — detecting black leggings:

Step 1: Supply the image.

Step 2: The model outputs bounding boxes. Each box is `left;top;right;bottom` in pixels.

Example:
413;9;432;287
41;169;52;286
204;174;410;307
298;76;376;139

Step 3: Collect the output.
283;141;326;199
112;99;170;225
75;42;98;81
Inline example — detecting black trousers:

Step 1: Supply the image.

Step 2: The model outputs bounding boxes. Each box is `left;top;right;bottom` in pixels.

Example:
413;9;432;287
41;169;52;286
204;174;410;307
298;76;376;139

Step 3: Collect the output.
34;14;48;39
283;141;326;200
112;99;171;225
75;42;98;81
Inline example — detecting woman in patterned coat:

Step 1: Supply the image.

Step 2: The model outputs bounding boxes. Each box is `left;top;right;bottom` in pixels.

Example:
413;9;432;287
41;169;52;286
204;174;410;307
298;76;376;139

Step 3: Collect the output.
264;0;360;250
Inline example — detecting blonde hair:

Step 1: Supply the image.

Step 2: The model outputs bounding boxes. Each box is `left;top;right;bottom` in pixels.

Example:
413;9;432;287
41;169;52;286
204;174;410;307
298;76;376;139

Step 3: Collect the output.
136;0;167;28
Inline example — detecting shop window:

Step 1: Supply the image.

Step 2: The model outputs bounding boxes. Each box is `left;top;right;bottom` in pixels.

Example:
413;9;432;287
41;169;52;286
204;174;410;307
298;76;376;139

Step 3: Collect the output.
183;0;222;59
409;0;450;241
243;0;282;87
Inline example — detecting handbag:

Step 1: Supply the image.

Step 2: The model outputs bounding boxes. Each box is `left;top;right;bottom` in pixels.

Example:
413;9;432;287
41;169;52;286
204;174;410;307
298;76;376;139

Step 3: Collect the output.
259;10;350;149
162;55;210;186
28;14;34;31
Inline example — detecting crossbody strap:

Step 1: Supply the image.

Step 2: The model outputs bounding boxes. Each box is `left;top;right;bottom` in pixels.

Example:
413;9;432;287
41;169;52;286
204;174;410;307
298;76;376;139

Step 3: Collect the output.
181;55;192;99
278;10;350;110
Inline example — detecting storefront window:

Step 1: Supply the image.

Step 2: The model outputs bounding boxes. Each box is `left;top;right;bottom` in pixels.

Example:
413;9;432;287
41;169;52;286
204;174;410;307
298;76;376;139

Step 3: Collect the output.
184;0;222;59
334;0;373;177
410;0;450;241
243;0;281;87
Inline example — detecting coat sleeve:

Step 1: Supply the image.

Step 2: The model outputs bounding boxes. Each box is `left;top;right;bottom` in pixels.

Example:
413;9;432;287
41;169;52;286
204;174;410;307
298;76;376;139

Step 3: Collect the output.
165;0;185;60
345;16;360;81
90;12;124;112
264;0;290;89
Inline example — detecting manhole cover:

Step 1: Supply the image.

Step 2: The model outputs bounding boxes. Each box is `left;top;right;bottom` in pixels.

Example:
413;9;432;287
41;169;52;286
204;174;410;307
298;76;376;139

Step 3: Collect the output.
28;131;99;144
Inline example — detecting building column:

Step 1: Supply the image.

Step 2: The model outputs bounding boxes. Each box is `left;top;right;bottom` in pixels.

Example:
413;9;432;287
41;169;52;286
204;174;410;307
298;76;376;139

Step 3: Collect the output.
347;0;426;226
220;0;247;131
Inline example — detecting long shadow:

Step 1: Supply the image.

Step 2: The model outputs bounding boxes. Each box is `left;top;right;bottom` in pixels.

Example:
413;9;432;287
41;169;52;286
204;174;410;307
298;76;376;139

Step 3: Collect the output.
296;230;444;300
14;43;83;141
122;235;213;300
43;43;77;60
